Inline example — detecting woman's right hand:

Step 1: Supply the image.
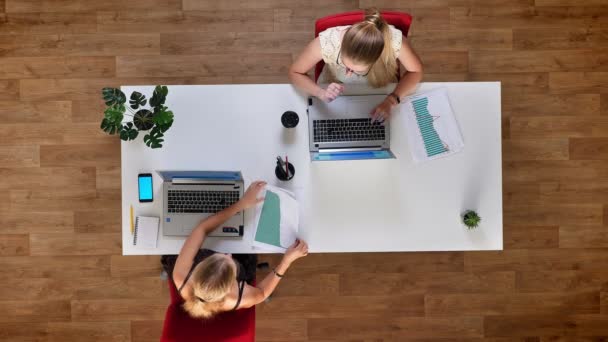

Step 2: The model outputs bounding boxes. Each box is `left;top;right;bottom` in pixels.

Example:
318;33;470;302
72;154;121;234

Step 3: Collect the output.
316;83;344;103
284;239;309;264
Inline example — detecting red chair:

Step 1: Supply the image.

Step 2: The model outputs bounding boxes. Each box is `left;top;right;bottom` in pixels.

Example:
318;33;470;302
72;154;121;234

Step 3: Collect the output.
314;10;413;82
160;279;255;342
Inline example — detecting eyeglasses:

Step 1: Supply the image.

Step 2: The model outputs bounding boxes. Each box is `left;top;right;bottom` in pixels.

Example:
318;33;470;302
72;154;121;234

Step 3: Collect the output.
336;51;370;77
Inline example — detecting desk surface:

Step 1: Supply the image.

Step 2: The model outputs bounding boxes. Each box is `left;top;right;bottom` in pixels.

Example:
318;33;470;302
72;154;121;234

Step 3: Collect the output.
121;82;502;255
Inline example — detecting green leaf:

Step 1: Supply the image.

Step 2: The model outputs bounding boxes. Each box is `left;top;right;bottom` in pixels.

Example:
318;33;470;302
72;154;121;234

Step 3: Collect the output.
149;85;168;108
153;106;174;126
100;118;121;135
104;104;125;123
119;122;139;141
129;91;147;110
102;87;126;106
157;120;173;133
143;126;165;149
133;109;154;131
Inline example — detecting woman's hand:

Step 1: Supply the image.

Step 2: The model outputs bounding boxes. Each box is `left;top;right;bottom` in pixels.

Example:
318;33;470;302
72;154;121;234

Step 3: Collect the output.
316;83;344;103
371;96;398;123
239;181;266;210
283;239;309;264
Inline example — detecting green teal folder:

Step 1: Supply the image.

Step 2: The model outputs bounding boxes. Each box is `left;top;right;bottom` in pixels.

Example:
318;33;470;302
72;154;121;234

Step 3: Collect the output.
254;190;281;247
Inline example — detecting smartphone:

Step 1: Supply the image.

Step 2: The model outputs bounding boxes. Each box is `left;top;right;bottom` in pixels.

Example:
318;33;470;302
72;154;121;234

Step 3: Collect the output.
138;173;153;203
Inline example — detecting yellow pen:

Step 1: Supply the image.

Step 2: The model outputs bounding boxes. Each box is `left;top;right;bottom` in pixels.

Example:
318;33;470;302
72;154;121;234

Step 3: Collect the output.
130;205;134;234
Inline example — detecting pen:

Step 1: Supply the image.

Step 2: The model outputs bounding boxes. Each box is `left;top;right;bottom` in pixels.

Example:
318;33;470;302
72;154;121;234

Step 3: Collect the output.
130;205;134;234
285;156;289;178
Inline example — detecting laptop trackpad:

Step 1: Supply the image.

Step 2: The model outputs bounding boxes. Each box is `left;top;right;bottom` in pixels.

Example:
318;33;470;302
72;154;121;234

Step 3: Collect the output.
347;99;377;118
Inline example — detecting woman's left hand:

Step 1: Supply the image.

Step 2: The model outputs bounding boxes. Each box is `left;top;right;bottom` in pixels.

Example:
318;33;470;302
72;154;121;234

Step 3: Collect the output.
239;181;267;210
370;97;396;123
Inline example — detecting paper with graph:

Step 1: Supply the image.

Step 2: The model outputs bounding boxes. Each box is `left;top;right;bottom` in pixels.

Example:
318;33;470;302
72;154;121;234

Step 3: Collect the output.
252;185;299;252
403;87;464;163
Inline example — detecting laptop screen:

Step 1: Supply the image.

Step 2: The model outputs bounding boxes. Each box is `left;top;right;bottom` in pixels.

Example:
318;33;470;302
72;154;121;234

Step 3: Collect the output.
313;150;393;161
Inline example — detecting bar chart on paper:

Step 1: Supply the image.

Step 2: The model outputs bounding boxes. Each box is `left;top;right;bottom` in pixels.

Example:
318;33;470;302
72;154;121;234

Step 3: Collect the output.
404;87;464;163
412;97;448;157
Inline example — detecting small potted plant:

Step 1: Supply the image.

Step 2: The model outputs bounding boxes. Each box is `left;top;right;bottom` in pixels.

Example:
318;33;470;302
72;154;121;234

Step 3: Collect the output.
462;210;481;230
100;85;174;149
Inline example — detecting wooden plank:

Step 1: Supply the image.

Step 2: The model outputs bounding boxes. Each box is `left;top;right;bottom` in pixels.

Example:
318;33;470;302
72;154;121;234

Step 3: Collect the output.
514;28;608;50
98;10;274;34
40;143;119;167
339;271;515;296
116;54;293;78
540;181;608;205
470;49;608;73
47;322;130;342
183;0;308;11
360;0;450;7
504;160;608;182
0;167;94;191
257;295;424;319
505;204;602;226
130;320;163;342
0;100;71;123
0;211;73;234
29;233;121;256
0;79;18;100
0;234;28;256
70;100;105;123
270;273;339;296
484;315;608;337
503;138;569;161
161;32;310;55
256;319;308;341
425;292;599;316
503;181;541;206
549;72;608;94
0;276;164;301
307;317;483;339
465;248;608;272
9;188;118;212
0;12;97;34
560;226;608;248
504;225;559;249
418;51;469;73
96;166;120;190
0;145;39;167
110;255;162;278
407;8;451;30
0;57;115;79
516;270;608;292
450;6;608;29
510;117;608;138
0;322;48;342
602;292;607;314
0;300;70;322
0;123;112;146
535;0;608;6
0;255;110;278
5;0;181;12
409;29;512;51
502;94;600;117
71;299;167;321
74;210;120;233
571;138;608;159
0;34;159;57
469;73;549;95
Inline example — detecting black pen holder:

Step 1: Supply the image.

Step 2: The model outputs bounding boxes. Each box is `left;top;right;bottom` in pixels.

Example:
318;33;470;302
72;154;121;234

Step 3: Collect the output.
275;162;295;181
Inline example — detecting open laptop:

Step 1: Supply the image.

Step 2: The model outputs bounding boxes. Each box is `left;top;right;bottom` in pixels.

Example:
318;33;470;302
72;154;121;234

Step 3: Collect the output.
157;170;244;237
308;95;396;161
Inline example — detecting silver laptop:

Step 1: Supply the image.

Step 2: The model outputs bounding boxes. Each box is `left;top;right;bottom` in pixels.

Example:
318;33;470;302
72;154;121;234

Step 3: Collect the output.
158;171;244;237
308;95;396;161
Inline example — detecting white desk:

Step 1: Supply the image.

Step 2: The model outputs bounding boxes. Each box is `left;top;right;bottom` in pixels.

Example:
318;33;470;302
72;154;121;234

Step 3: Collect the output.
121;83;502;255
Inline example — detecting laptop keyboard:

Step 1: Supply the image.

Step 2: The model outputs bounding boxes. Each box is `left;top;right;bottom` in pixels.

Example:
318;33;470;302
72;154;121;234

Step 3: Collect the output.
313;118;385;143
167;190;240;214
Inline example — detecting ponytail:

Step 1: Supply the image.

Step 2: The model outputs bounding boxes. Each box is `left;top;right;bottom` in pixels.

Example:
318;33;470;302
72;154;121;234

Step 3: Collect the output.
341;8;398;88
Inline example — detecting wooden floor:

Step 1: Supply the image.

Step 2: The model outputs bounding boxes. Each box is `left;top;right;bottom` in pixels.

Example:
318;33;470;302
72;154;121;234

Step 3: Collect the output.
1;0;608;340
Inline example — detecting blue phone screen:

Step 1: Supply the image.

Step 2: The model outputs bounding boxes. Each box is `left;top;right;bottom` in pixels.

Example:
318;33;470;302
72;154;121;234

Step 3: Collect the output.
138;176;153;201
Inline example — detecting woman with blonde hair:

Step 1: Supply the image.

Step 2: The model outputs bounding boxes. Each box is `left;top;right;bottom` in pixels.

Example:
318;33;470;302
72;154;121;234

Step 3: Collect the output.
289;8;423;123
168;181;308;318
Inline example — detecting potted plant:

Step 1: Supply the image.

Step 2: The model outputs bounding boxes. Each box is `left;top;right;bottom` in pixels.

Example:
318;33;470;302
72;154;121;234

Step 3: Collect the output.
100;85;174;149
462;210;481;230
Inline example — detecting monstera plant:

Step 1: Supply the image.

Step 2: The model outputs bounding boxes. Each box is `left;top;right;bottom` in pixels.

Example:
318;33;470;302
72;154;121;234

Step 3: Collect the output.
100;85;174;149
